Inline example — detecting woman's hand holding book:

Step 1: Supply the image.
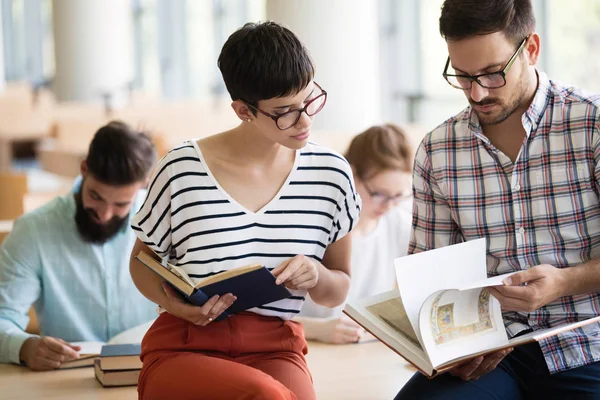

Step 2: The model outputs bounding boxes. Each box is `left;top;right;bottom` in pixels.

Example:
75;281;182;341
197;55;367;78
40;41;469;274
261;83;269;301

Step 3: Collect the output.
161;283;237;326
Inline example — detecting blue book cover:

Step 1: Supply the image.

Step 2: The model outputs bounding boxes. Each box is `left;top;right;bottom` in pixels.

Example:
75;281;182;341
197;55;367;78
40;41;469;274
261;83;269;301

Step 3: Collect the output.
187;267;292;321
136;251;292;321
100;343;141;358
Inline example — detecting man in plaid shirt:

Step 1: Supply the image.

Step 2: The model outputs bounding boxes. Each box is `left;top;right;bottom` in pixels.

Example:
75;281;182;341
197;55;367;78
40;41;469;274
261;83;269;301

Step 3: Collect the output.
396;0;600;399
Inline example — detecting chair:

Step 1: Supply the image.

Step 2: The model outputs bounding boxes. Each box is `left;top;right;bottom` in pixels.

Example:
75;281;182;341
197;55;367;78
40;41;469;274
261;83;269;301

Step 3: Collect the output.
0;220;12;245
26;309;40;335
0;172;27;220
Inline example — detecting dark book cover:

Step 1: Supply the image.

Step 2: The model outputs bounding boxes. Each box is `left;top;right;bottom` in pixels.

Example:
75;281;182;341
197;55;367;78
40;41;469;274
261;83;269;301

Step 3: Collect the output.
94;359;140;387
100;343;141;358
185;266;292;320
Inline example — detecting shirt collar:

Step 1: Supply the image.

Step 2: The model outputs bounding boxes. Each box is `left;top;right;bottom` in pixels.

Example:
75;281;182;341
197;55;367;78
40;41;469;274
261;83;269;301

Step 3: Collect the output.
63;176;82;215
467;69;551;141
524;69;551;134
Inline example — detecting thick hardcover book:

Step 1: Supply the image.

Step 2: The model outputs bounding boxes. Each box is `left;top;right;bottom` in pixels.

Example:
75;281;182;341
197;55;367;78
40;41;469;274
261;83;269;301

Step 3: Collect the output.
94;359;140;387
99;344;142;371
136;251;292;320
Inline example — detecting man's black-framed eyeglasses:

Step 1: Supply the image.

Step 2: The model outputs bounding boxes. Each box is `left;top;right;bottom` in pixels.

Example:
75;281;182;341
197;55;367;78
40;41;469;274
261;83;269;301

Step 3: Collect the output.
442;36;529;90
362;179;410;206
243;82;327;130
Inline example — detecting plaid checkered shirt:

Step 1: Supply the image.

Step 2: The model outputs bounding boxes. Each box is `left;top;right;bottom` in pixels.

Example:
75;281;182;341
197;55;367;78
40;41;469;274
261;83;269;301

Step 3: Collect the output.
410;71;600;373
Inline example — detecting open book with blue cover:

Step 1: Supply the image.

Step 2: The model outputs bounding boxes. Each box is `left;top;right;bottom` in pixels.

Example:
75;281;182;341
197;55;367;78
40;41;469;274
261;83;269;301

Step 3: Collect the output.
136;250;291;320
344;239;600;378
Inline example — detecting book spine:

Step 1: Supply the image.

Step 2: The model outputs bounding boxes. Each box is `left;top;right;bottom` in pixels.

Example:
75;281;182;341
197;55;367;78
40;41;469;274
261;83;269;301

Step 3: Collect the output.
188;290;210;307
187;290;230;321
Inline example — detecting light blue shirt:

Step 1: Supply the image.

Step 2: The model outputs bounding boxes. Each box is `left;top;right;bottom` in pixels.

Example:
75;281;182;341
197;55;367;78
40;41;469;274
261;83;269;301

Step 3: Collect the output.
0;180;156;364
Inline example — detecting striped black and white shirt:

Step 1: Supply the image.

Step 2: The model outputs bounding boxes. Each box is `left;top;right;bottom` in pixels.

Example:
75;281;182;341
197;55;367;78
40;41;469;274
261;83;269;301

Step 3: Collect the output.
131;140;361;320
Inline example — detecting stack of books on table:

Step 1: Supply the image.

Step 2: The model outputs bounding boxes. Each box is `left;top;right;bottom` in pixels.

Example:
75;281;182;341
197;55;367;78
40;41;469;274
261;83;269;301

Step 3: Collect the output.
94;343;142;387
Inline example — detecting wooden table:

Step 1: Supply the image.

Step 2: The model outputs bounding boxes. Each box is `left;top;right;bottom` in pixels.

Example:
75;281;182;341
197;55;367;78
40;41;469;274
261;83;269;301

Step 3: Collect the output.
308;341;414;400
0;341;415;400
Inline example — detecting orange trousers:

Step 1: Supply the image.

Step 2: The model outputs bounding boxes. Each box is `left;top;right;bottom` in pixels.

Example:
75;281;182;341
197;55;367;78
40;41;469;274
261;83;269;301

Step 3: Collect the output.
138;312;315;400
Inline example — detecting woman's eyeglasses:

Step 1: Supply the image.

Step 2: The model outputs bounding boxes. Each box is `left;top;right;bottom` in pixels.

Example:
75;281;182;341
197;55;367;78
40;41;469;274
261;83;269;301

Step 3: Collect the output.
243;82;327;130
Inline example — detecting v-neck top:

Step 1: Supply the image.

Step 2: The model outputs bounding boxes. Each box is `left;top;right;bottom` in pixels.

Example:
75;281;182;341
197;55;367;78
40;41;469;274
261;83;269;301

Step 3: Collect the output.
131;140;361;320
191;140;300;215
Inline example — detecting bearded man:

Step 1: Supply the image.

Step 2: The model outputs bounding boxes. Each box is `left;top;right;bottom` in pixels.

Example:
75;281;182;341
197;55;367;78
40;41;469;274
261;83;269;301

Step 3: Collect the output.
0;121;157;371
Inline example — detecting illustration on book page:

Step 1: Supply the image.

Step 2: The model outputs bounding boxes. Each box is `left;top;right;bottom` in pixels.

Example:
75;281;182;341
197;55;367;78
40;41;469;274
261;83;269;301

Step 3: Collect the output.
430;289;496;346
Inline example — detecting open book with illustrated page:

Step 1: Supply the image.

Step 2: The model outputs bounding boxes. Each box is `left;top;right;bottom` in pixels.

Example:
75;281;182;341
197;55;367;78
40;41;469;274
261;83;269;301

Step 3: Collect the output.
344;238;600;378
135;250;292;321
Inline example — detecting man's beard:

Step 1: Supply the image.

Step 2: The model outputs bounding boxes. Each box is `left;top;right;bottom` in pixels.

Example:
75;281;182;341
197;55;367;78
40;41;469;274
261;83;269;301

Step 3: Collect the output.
470;69;528;126
74;192;128;244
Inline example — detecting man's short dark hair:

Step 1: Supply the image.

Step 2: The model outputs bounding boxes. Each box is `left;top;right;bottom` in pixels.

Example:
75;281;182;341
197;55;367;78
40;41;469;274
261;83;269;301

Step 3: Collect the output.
86;121;157;185
217;21;315;111
439;0;536;44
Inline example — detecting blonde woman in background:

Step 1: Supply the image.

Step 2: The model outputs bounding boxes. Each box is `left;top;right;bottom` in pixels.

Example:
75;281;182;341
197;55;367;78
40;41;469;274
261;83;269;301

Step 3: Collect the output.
297;123;414;344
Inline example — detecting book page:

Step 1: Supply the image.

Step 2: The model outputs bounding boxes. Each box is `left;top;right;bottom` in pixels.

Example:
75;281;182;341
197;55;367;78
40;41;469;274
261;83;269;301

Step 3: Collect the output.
395;238;488;341
140;248;196;288
418;288;508;368
168;264;196;287
344;289;433;376
366;297;421;348
457;272;517;291
70;341;105;356
195;264;263;288
136;252;194;296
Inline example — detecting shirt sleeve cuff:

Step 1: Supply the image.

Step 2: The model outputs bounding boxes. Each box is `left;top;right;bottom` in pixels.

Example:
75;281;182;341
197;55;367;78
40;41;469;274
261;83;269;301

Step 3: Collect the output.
8;331;38;365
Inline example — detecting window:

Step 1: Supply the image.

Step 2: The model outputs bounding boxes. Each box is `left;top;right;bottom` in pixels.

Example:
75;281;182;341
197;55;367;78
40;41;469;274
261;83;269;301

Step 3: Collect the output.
383;0;600;132
546;0;600;92
132;0;160;97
